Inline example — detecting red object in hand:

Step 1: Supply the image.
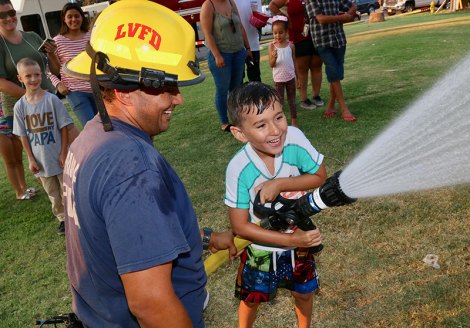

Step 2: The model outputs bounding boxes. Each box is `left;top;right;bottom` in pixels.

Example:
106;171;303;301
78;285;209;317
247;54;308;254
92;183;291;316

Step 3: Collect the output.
250;11;271;28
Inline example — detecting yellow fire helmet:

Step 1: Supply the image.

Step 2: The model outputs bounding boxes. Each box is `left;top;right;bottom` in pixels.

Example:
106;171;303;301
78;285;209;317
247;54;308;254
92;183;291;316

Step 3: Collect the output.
63;0;205;89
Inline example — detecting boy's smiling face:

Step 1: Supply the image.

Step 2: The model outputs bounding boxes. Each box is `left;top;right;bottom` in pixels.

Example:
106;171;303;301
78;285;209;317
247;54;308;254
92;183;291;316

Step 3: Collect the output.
17;63;42;91
231;100;288;159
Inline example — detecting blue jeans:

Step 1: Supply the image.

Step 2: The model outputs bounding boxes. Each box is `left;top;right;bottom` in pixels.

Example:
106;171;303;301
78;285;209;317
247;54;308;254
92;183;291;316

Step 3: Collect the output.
66;91;98;127
317;46;346;83
208;49;246;124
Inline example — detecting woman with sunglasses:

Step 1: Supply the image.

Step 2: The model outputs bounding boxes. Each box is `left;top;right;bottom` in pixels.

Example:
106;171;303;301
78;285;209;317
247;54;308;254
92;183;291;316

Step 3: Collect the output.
47;3;97;128
201;0;252;132
0;0;57;200
0;0;57;129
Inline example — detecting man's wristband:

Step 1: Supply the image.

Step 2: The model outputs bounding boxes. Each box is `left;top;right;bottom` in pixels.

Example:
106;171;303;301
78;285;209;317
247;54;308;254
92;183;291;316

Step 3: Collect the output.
202;227;213;250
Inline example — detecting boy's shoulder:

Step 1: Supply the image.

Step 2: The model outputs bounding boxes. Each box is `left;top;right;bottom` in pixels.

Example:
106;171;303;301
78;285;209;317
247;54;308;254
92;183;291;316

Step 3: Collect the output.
227;144;249;166
285;126;312;145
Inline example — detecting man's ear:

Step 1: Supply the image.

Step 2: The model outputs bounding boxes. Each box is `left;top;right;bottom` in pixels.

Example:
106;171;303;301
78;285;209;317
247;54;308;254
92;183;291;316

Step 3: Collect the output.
230;125;248;143
114;89;131;105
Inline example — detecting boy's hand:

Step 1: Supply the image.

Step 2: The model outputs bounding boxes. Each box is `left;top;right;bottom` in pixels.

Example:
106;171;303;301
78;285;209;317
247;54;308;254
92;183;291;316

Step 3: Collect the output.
255;180;282;204
208;231;238;259
59;151;67;168
290;227;322;248
29;160;40;174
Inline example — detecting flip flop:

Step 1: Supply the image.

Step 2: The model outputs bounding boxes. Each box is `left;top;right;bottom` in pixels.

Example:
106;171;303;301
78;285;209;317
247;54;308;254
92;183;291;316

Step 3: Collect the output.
17;191;35;200
26;187;39;195
341;115;357;123
321;111;337;119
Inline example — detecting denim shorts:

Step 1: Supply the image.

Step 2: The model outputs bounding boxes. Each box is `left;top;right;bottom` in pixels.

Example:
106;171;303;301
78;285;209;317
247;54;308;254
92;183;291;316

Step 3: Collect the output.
317;46;346;83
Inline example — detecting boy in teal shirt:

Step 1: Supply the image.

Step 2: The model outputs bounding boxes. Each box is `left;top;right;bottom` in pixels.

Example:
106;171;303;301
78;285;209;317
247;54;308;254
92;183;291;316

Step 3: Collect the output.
225;81;327;327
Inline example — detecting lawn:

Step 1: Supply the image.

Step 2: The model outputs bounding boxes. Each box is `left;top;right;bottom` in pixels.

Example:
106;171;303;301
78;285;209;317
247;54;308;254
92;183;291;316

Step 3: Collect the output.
1;10;469;327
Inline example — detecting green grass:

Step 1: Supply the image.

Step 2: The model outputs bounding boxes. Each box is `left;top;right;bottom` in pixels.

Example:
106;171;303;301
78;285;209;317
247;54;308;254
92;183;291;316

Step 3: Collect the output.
1;11;470;327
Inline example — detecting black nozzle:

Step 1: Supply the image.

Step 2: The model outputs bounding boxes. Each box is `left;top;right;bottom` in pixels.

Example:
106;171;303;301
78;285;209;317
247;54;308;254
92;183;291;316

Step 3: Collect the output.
319;170;356;207
293;170;356;218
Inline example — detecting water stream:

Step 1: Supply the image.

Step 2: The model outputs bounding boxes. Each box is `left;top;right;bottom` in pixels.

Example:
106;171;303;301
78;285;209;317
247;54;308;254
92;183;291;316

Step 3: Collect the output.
339;54;470;199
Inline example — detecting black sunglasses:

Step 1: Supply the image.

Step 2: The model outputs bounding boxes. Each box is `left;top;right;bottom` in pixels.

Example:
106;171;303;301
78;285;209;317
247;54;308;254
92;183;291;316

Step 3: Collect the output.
0;9;16;19
141;85;180;96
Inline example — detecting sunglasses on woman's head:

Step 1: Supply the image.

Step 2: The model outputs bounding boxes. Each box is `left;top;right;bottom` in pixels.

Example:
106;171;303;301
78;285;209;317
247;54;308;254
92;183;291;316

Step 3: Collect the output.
229;18;236;33
0;9;16;19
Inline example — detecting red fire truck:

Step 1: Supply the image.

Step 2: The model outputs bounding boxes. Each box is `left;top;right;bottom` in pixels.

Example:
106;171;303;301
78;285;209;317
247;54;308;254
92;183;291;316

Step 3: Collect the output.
152;0;205;47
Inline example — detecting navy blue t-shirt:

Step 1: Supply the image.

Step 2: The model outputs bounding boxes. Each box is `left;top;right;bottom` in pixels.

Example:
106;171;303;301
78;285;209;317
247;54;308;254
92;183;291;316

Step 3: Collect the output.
63;117;206;327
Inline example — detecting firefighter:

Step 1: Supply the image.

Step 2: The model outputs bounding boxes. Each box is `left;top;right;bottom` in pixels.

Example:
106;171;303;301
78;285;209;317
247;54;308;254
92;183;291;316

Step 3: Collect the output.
62;1;236;326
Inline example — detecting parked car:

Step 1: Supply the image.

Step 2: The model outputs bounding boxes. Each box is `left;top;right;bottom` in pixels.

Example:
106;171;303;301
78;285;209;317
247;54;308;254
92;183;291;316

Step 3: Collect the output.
354;0;381;14
261;5;272;36
383;0;439;14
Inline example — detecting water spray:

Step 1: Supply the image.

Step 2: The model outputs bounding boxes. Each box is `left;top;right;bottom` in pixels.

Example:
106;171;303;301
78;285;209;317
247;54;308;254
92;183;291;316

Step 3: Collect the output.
205;53;470;275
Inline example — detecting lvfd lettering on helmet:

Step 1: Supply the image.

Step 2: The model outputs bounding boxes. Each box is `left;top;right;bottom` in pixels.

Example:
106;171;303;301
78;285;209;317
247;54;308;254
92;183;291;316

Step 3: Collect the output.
114;23;161;51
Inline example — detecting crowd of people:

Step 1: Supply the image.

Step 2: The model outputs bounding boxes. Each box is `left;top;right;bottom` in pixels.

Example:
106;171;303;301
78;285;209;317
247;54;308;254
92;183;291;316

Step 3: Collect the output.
1;0;359;326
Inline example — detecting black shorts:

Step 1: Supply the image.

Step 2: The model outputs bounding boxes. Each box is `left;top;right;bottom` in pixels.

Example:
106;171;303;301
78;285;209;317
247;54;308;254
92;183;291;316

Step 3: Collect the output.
294;38;319;57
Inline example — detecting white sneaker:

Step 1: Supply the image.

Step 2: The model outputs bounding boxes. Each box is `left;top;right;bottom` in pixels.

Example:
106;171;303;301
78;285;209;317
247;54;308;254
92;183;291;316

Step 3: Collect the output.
300;99;316;110
313;96;325;107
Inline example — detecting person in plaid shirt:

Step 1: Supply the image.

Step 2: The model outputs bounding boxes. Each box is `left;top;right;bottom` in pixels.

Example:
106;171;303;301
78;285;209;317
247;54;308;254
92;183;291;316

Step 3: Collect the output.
304;0;358;122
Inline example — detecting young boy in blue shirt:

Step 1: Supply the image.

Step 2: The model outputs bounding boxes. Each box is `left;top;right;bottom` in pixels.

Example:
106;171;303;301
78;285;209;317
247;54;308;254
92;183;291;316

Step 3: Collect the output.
225;81;327;327
13;58;75;234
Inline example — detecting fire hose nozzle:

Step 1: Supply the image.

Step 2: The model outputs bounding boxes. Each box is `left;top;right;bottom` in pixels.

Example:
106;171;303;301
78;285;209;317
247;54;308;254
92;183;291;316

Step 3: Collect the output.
295;170;357;218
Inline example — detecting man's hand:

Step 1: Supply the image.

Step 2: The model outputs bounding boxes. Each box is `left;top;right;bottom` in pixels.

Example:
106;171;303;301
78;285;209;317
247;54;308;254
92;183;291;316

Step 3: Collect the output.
208;231;237;259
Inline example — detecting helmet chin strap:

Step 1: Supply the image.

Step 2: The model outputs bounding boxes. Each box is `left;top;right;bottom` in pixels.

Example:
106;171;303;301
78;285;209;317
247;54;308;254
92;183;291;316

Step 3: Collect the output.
89;47;113;132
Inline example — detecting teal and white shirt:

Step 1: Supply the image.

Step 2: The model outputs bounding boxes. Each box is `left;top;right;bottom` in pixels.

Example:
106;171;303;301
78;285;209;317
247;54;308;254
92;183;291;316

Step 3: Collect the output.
225;126;324;250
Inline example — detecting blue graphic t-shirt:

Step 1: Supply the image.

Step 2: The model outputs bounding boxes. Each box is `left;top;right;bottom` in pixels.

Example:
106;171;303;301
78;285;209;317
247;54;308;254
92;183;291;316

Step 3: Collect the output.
13;92;73;177
63;117;206;327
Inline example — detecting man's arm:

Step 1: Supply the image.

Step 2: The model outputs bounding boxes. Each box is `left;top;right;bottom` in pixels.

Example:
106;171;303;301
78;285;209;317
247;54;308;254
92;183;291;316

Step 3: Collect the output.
315;11;354;25
306;0;358;25
121;263;192;328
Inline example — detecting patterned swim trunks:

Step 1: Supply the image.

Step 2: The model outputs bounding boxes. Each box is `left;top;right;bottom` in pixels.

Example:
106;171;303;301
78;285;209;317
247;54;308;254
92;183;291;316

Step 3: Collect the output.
235;245;320;303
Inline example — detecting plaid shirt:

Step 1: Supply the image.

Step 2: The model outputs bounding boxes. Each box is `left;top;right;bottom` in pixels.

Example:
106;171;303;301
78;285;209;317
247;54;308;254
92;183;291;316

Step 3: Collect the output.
304;0;353;48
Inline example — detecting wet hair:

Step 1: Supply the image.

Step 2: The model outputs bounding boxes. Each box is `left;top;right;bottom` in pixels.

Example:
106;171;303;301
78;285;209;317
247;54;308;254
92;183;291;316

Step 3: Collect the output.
228;82;280;127
59;2;89;35
16;57;40;73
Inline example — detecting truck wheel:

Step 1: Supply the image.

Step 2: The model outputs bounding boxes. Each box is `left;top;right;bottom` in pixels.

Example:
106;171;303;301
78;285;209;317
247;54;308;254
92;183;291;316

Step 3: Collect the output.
368;5;375;13
404;2;415;12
